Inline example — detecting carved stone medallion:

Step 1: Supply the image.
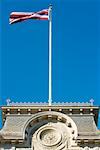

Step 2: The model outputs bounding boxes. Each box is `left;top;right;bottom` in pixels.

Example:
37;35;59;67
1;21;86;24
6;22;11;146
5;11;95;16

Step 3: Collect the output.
38;127;62;146
30;112;78;150
32;122;70;150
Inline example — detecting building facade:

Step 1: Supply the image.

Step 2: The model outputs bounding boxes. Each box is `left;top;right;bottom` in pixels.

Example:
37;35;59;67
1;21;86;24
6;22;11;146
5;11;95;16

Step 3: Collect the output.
0;102;100;150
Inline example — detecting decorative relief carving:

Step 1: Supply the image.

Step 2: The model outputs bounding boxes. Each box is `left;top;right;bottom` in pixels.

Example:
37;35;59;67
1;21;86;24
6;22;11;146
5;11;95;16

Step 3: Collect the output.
40;128;61;146
32;122;76;150
24;111;78;150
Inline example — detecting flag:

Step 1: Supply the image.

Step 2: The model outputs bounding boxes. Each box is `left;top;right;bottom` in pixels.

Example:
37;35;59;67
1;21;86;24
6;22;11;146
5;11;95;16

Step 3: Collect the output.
9;9;49;24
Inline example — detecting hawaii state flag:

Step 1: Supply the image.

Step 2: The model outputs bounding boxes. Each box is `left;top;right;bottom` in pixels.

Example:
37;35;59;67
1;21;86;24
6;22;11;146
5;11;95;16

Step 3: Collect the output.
9;9;49;24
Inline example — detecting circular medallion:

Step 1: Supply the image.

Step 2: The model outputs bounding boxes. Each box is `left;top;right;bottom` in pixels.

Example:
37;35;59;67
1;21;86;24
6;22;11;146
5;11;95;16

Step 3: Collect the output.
37;125;62;147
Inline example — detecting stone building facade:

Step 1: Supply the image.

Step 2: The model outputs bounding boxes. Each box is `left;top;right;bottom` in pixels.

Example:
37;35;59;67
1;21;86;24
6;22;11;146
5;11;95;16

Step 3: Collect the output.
0;102;100;150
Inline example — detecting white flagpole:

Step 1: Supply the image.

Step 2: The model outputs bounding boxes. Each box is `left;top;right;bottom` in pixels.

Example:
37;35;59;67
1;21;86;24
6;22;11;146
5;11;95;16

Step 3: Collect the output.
48;5;52;106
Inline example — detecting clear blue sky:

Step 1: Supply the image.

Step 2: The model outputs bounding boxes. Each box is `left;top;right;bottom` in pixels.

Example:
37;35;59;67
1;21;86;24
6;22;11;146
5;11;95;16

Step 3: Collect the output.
0;0;100;127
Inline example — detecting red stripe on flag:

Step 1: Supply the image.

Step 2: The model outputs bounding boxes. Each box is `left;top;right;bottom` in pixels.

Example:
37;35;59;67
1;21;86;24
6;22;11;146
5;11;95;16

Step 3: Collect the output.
9;9;49;24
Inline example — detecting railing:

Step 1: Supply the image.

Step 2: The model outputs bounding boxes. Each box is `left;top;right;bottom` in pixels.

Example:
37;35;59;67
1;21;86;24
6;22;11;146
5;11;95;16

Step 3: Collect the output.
6;99;94;106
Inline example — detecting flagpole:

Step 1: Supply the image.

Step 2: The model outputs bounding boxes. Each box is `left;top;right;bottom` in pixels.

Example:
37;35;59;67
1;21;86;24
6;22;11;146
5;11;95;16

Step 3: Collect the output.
48;5;52;106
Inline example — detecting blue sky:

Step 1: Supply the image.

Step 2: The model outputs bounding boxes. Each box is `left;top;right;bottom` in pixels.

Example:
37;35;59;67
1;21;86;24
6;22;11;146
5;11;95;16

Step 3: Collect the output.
0;0;100;127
